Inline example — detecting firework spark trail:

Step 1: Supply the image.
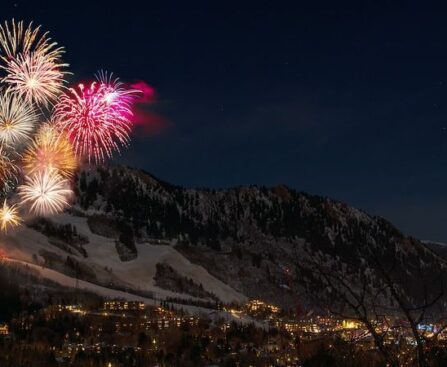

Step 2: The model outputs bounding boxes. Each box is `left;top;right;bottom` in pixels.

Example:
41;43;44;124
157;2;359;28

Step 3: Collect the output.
22;123;77;178
0;199;21;232
18;169;73;216
0;19;64;65
0;89;38;145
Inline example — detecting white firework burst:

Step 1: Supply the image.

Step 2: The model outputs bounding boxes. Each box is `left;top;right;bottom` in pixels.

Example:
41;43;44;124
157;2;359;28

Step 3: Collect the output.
0;89;38;145
3;52;68;108
18;169;73;216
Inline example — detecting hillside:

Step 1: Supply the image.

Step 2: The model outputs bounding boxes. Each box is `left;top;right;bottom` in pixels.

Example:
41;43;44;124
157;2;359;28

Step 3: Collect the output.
1;213;245;304
1;165;445;314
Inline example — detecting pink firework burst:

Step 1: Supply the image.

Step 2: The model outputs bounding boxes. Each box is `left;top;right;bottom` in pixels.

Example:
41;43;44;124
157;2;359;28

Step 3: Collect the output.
96;70;137;113
53;72;139;163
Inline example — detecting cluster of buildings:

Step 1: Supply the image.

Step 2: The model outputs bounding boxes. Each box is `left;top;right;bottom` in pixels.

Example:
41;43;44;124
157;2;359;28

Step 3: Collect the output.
103;300;145;312
245;299;281;315
0;299;300;366
2;297;447;366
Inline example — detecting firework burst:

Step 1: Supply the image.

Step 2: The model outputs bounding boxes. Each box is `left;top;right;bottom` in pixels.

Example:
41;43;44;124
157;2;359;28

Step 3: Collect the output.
96;70;137;113
0;145;18;187
0;20;143;227
3;52;68;107
22;123;77;178
18;169;73;216
54;74;138;163
0;89;37;145
0;19;64;65
0;200;21;232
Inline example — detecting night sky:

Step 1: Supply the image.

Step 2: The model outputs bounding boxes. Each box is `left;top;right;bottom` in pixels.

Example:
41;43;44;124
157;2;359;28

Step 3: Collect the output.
4;1;447;241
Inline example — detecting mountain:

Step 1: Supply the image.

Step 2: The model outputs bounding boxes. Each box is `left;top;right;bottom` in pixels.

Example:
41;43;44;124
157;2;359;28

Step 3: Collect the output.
2;165;446;314
423;241;447;261
73;166;447;310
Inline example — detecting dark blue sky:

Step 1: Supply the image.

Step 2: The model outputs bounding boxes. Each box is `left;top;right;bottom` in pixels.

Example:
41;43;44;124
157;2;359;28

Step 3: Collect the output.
5;1;447;241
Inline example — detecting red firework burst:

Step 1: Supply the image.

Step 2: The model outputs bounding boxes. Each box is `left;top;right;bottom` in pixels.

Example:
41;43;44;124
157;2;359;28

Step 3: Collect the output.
53;72;139;163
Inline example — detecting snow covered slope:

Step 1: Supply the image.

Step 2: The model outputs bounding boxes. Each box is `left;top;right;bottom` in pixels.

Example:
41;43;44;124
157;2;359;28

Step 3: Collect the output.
1;257;258;325
0;213;246;305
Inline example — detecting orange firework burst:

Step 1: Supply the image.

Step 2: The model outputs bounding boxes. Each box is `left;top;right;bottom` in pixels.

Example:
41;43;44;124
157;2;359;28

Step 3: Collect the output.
0;19;64;65
0;200;21;232
18;169;73;216
3;52;68;107
22;123;77;178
